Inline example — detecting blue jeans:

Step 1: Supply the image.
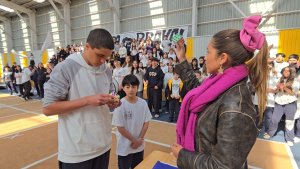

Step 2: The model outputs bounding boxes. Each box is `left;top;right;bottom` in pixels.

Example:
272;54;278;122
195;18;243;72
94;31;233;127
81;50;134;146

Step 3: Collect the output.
118;150;144;169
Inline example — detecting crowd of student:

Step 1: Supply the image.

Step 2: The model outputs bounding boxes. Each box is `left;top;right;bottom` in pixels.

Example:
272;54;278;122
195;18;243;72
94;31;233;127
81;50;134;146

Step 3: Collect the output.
256;53;300;146
2;36;300;147
3;60;51;100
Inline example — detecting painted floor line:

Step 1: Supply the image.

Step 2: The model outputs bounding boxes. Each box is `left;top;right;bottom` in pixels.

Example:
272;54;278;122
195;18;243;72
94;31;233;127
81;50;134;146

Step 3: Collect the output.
10;99;40;106
285;144;299;169
0;112;28;119
20;152;58;169
0;121;57;139
0;103;42;115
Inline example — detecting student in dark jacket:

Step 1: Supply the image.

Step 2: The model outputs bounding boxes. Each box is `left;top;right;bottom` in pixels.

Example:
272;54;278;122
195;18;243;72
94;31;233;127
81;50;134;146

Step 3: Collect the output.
37;62;47;98
144;57;164;118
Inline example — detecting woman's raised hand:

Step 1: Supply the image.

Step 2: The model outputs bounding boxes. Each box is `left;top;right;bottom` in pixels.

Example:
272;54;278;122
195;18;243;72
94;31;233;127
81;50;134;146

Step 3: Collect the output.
173;38;186;63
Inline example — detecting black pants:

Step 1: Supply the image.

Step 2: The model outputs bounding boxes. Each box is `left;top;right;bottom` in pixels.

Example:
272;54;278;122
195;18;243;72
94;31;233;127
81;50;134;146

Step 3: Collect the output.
59;150;110;169
33;80;40;96
38;80;45;98
169;99;180;121
118;151;144;169
5;81;18;94
147;88;162;114
23;81;31;99
18;84;24;95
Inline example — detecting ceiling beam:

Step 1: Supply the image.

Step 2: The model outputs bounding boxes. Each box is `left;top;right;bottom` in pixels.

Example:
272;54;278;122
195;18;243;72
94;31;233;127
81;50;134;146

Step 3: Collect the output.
53;0;69;5
259;0;281;28
228;0;247;17
0;0;33;14
105;0;119;17
0;15;8;21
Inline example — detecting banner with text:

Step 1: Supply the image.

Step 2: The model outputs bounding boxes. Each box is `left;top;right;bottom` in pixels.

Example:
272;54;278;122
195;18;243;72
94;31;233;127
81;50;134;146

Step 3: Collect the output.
113;26;188;43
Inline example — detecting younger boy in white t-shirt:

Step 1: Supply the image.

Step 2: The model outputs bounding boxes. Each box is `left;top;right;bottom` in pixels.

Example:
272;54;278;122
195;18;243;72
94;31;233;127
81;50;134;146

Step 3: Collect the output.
112;74;152;169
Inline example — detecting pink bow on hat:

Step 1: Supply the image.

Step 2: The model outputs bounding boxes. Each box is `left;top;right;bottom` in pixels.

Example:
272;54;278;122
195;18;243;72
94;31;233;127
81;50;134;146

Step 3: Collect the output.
240;15;265;52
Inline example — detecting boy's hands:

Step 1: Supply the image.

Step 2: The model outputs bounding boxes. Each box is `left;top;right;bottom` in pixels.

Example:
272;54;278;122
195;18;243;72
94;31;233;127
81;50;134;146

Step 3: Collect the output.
86;94;120;108
130;138;144;149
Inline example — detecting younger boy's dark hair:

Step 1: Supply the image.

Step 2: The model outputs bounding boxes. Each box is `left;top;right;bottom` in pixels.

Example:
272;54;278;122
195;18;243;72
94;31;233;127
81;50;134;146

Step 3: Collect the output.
122;74;140;87
86;29;114;50
276;53;286;58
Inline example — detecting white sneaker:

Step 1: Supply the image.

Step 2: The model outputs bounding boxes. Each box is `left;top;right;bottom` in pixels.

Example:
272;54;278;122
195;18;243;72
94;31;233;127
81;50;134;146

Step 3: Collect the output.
287;141;294;146
294;137;300;143
154;114;160;118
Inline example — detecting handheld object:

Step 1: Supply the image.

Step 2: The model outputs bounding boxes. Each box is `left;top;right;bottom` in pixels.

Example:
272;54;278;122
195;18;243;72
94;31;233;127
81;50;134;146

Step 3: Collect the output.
171;34;183;43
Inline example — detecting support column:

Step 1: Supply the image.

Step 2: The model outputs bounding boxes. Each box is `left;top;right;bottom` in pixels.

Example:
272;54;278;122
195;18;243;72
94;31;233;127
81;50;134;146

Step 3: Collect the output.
113;0;120;34
28;12;38;51
50;0;72;46
191;0;198;37
63;2;71;45
3;20;13;53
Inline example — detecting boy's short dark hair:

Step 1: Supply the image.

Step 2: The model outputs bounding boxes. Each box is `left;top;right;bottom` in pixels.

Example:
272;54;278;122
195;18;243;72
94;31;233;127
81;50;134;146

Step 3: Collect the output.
276;53;286;58
86;29;114;50
289;54;299;60
122;74;140;87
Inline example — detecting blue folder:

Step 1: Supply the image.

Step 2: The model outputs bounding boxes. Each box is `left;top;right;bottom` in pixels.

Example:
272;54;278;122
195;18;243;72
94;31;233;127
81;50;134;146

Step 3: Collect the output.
152;161;178;169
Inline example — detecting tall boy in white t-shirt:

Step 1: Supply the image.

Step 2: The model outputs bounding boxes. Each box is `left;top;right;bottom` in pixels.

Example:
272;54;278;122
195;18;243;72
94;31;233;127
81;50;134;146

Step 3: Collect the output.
112;74;152;169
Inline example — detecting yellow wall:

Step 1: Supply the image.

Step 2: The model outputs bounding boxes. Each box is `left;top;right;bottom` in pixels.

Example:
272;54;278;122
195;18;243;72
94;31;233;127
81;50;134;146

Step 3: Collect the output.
41;50;48;64
186;37;194;62
22;51;28;67
10;53;15;65
278;29;300;60
3;53;7;65
0;55;3;78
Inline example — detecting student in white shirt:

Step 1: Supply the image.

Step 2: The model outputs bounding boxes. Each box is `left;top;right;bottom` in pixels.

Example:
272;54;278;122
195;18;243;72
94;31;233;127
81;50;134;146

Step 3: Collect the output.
14;65;24;97
274;53;289;75
22;65;34;100
113;58;126;98
266;66;299;146
253;61;278;137
112;74;152;169
161;35;171;53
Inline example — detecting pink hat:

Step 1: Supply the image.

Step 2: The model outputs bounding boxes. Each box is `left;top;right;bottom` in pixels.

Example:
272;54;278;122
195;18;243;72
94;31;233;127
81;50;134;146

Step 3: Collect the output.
240;15;265;52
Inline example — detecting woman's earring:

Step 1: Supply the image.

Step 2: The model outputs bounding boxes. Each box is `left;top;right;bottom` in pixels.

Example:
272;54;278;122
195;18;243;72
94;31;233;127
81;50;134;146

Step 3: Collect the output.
218;64;224;74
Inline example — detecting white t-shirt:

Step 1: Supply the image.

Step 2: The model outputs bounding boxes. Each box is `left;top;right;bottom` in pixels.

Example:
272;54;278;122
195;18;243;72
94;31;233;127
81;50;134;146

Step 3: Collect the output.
253;72;278;107
161;40;171;53
133;69;145;92
113;67;125;89
15;72;23;84
3;71;12;82
171;79;181;96
22;68;32;83
163;72;173;89
139;54;148;68
274;61;289;76
274;79;299;105
112;98;152;156
168;53;176;61
119;47;127;58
